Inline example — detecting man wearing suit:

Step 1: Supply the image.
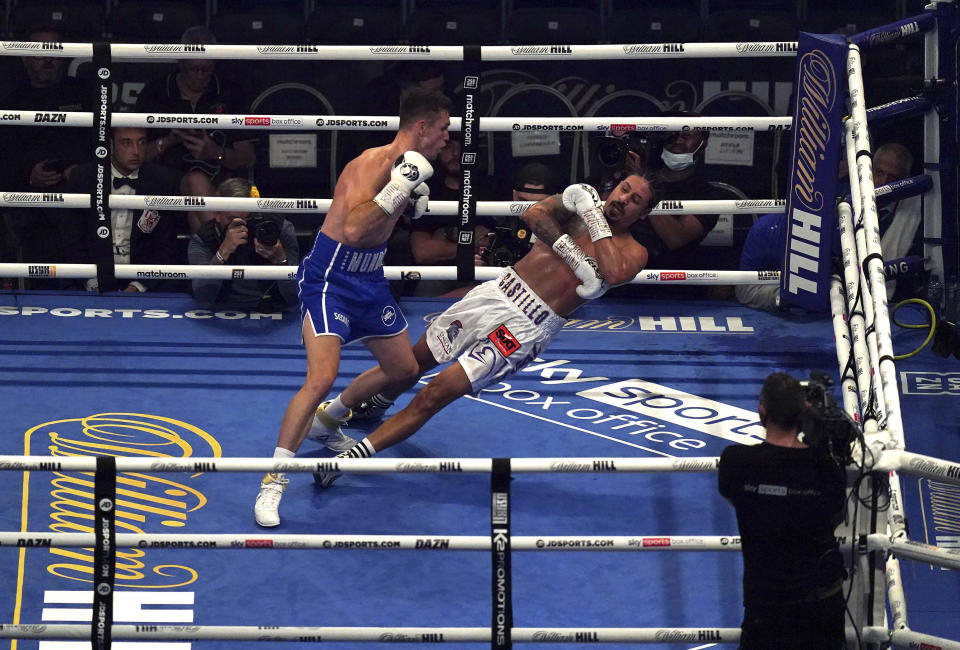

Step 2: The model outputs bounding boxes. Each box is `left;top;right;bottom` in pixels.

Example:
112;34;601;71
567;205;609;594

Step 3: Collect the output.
62;127;184;292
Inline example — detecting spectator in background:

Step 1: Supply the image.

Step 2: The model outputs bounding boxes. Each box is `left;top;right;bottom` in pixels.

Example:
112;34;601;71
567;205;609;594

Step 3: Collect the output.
351;60;448;161
61;127;184;293
135;26;256;233
482;160;557;263
631;116;721;274
0;25;91;287
737;141;919;310
872;143;923;296
425;132;464;202
188;178;298;311
407;135;494;297
511;161;556;204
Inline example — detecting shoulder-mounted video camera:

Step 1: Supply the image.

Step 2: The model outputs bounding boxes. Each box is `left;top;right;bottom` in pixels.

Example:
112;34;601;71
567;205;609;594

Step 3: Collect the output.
799;371;859;465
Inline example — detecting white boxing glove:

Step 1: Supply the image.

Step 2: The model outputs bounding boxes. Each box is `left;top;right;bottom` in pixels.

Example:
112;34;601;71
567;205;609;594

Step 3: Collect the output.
410;183;430;220
373;151;434;215
551;234;607;300
562;183;611;242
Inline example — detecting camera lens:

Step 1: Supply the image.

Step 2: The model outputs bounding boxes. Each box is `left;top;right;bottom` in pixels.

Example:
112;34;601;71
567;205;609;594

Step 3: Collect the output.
594;137;627;170
254;218;281;247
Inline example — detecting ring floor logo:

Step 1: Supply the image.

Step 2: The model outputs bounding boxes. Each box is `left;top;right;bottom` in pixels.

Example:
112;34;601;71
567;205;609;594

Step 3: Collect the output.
466;356;764;456
12;413;223;634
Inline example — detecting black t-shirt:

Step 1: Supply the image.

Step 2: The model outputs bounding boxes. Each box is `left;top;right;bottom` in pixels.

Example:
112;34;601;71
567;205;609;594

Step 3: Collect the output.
1;77;90;188
133;72;251;176
718;442;847;608
412;177;495;235
630;171;721;267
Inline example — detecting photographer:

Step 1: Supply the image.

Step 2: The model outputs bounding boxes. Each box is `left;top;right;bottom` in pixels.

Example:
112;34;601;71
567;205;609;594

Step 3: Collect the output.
188;178;298;310
718;372;848;649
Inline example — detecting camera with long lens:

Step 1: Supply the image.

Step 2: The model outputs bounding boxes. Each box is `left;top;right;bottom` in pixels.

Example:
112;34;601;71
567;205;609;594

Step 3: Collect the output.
593;132;650;171
246;213;282;247
593;130;679;172
799;371;859;465
482;220;533;267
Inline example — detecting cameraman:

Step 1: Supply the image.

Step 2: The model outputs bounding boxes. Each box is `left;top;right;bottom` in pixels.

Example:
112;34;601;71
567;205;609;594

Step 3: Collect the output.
718;372;848;650
188;178;299;310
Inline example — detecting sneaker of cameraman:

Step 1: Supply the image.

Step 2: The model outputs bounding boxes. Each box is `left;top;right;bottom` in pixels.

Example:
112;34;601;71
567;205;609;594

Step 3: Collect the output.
187;178;299;310
718;372;848;650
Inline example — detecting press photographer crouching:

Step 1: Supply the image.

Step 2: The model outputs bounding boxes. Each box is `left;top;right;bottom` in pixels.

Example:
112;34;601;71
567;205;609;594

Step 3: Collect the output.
718;372;851;650
188;178;299;311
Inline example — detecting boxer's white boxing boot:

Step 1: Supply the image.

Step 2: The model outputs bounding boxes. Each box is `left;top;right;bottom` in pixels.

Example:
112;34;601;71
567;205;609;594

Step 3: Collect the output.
307;401;357;451
254;472;288;527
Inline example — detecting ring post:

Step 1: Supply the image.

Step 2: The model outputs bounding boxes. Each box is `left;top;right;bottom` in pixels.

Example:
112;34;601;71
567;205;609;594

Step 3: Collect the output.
780;32;848;311
457;46;481;283
90;42;116;292
92;456;117;650
490;458;512;650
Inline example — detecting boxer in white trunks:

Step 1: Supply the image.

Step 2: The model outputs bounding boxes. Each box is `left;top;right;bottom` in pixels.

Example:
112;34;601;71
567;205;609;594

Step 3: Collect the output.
312;172;661;486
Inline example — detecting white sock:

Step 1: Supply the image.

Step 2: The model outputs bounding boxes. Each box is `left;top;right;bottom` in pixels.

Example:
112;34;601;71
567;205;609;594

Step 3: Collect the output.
267;447;295;481
324;395;350;419
273;447;295;459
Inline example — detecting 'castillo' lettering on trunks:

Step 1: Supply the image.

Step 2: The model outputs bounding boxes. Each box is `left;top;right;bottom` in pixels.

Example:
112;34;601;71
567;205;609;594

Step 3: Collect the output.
498;271;549;325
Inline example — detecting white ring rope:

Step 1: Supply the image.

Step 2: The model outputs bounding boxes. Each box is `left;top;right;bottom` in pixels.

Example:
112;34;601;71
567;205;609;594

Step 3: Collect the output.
2;41;800;61
0;263;780;284
0;193;786;215
6;531;956;569
0;455;717;474
0;449;955;483
0;532;741;552
7;624;945;648
0;111;794;132
0;624;747;644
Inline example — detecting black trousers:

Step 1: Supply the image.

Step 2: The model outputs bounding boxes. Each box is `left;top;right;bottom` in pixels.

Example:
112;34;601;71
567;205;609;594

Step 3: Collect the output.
739;591;846;650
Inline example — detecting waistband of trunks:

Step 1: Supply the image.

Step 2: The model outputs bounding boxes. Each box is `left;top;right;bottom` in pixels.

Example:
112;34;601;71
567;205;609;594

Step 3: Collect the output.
313;231;387;275
495;268;564;329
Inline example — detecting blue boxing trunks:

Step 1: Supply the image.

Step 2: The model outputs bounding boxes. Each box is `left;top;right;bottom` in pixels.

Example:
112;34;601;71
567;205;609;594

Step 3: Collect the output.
298;231;407;344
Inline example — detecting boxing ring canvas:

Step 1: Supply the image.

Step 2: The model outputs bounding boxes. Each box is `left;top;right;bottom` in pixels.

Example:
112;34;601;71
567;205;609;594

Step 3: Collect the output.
1;291;957;649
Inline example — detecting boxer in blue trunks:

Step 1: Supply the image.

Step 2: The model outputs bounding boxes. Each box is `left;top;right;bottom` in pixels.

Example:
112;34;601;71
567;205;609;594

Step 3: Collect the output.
255;87;451;527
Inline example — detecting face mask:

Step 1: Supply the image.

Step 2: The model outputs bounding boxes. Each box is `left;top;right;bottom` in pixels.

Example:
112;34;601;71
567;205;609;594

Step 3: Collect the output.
661;148;696;171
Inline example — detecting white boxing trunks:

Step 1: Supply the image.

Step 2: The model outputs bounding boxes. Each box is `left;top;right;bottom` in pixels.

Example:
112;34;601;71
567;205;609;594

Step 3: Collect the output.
425;268;566;393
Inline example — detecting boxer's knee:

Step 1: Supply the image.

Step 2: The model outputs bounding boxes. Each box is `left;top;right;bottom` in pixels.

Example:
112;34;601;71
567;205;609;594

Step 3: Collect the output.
408;377;459;416
383;356;420;384
300;372;335;406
